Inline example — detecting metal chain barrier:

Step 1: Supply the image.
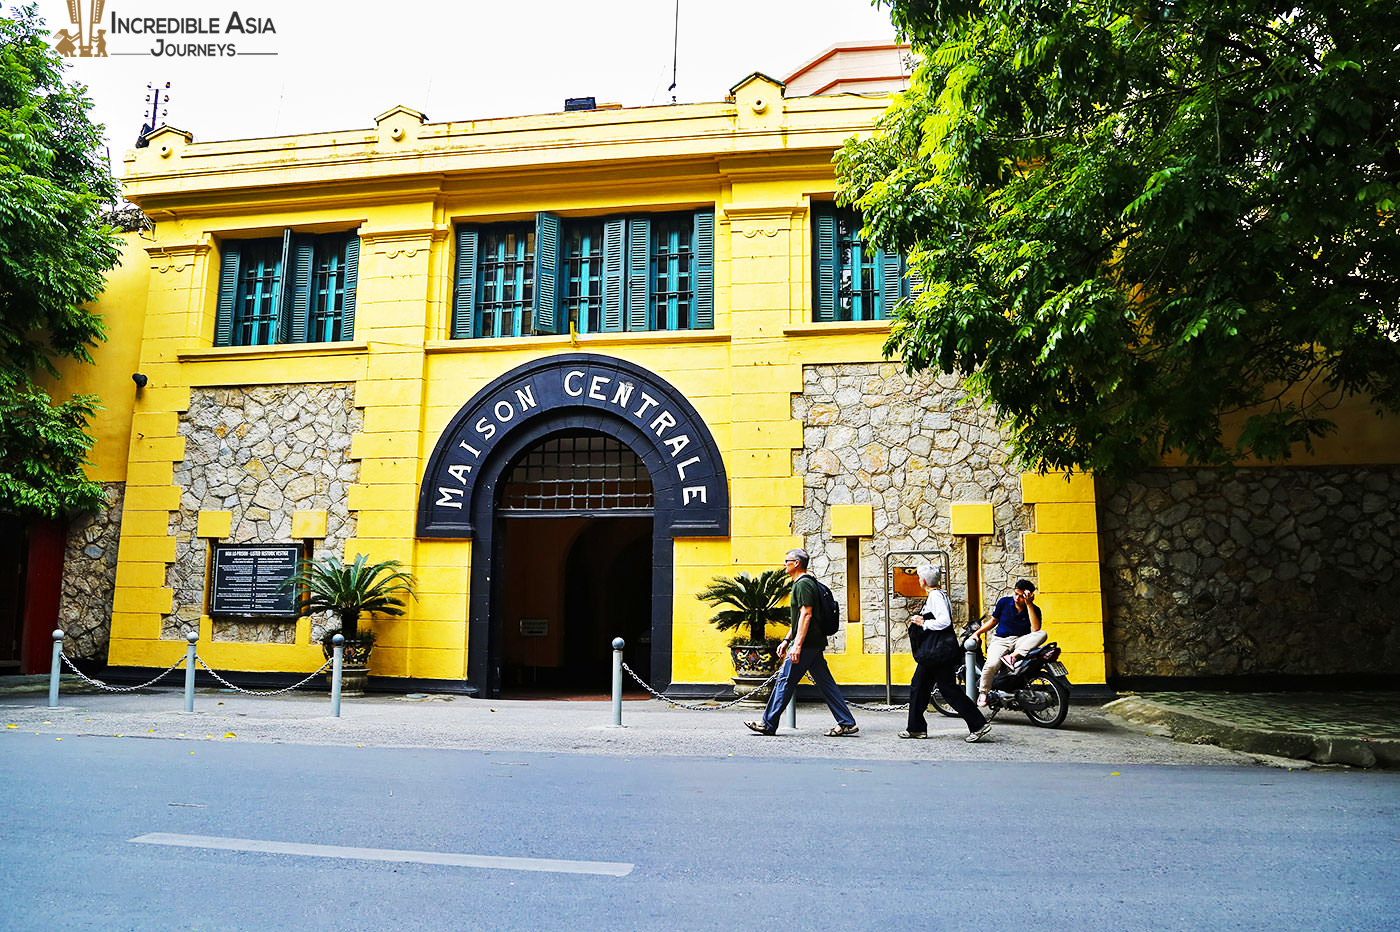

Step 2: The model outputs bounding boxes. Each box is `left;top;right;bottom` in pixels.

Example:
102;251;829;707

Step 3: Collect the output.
621;662;785;710
620;662;908;712
59;651;185;693
195;653;332;697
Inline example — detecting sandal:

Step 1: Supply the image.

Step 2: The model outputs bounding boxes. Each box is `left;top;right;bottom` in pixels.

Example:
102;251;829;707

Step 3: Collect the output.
897;730;927;739
745;720;776;736
824;724;859;737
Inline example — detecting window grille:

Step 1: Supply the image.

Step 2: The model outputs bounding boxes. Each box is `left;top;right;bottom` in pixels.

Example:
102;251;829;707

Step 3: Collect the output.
308;237;349;342
499;433;654;513
651;215;694;331
564;221;605;334
233;239;283;346
478;225;535;338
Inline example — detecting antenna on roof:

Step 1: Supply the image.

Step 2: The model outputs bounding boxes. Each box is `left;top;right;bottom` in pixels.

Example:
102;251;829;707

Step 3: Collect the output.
668;0;679;103
135;81;171;148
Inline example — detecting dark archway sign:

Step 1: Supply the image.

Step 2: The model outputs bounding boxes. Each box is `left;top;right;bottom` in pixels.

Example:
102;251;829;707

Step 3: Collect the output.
417;353;729;538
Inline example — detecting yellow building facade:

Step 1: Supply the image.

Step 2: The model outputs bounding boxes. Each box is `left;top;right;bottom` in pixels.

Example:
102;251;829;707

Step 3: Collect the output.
43;72;1116;697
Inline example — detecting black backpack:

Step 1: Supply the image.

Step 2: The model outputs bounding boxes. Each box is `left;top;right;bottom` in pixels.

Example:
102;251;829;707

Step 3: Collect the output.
807;575;841;636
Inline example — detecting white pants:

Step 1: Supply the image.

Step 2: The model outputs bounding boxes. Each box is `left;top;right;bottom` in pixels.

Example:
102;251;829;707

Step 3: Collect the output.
979;630;1048;693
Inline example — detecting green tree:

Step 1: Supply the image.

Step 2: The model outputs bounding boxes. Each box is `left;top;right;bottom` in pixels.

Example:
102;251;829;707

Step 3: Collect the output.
838;0;1400;476
0;3;121;516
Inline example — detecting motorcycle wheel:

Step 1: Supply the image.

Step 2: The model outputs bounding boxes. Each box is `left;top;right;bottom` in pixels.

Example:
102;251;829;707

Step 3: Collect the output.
930;666;997;720
1018;674;1069;728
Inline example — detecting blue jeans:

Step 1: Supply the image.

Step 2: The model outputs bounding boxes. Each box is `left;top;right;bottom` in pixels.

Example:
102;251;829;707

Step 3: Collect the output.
761;649;856;731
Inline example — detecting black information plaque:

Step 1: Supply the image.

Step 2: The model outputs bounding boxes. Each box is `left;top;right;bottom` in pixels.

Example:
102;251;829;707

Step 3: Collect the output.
210;544;302;618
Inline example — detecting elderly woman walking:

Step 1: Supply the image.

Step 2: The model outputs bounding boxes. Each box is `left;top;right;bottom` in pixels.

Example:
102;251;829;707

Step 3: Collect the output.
902;565;992;742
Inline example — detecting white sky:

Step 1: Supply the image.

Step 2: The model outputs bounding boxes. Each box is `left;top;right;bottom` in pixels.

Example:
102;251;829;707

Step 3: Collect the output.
24;0;896;171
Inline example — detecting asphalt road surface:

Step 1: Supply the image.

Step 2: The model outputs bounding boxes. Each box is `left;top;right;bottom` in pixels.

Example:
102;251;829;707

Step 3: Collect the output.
3;731;1396;932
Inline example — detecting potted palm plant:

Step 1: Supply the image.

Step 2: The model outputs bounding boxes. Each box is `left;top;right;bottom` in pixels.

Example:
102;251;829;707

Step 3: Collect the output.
286;553;416;697
695;569;792;699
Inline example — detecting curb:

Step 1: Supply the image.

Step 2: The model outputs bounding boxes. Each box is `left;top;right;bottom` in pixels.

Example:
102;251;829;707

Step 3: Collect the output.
1103;696;1400;769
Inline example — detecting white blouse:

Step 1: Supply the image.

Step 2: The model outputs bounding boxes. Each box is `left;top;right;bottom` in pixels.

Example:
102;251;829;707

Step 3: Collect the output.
917;588;953;630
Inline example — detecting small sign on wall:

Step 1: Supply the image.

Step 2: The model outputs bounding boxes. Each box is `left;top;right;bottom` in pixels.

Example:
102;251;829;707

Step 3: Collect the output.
519;618;549;638
210;543;302;618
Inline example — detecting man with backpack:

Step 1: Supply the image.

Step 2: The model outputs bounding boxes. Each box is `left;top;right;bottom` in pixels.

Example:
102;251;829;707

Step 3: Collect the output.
744;548;859;737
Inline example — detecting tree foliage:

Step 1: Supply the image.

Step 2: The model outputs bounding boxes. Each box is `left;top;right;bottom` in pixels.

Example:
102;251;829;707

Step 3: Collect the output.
838;0;1400;476
0;3;121;516
287;554;418;642
696;569;793;645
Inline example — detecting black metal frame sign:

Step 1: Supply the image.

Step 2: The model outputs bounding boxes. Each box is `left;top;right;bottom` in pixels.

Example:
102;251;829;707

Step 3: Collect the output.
210;543;302;619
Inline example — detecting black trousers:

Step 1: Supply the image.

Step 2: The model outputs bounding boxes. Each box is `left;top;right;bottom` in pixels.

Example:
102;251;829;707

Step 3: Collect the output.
908;657;987;734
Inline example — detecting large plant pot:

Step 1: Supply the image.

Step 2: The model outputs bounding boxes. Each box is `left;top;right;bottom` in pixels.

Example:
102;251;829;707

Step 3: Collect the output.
324;640;373;698
334;663;370;698
730;643;780;703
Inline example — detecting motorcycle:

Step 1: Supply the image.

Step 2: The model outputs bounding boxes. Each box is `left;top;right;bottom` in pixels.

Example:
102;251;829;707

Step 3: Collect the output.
931;625;1072;728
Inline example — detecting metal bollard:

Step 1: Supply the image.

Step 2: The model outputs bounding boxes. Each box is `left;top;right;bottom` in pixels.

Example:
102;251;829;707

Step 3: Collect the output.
611;637;625;727
184;631;198;713
48;630;64;709
963;636;979;702
784;679;796;730
330;634;344;718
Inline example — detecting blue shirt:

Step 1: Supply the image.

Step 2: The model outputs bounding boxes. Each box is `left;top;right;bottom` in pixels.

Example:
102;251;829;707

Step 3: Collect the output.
992;595;1041;638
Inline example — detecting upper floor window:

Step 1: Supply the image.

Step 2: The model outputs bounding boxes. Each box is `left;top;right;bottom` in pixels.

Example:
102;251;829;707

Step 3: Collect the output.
813;205;914;322
453;210;714;339
215;230;359;347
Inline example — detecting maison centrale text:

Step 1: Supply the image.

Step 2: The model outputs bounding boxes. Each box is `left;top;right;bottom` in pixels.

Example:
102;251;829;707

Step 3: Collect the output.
433;368;713;512
109;12;275;56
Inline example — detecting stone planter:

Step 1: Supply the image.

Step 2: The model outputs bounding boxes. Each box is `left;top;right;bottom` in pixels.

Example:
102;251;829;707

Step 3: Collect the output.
730;643;781;703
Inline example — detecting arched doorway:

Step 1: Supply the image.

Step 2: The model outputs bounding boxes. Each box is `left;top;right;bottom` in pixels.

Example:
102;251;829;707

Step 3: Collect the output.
418;353;731;698
495;431;653;696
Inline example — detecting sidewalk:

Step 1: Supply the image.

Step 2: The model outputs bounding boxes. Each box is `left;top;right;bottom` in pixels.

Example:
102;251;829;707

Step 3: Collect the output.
1102;691;1400;769
2;675;1398;768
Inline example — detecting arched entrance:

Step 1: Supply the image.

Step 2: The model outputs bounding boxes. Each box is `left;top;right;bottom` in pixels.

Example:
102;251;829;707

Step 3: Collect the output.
418;354;729;698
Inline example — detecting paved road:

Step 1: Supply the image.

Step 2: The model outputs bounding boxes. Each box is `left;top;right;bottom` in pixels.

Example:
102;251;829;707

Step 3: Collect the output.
3;731;1396;932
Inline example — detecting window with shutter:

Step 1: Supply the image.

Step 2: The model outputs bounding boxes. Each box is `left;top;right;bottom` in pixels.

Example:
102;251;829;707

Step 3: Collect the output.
452;208;714;338
812;204;909;322
214;230;358;346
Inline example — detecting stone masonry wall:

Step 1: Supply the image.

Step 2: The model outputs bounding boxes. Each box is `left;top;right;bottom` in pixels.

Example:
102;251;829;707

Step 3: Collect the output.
57;482;124;661
1100;467;1400;677
165;384;361;643
793;363;1033;652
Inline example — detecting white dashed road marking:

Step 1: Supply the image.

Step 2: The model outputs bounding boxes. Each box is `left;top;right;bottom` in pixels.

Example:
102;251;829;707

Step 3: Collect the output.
130;832;633;876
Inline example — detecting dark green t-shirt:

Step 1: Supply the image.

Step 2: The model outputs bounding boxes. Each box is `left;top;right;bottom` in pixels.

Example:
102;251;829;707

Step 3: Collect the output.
790;574;827;651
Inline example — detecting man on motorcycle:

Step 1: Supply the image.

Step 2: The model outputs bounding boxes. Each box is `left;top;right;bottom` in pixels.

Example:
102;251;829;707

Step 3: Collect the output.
970;579;1048;708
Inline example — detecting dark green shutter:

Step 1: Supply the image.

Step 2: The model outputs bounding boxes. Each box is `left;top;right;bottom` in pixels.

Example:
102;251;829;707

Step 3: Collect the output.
532;212;560;335
814;210;837;322
602;218;626;332
289;235;314;343
627;217;651;331
340;235;359;340
905;256;924;301
215;242;241;346
693;210;714;330
880;250;903;320
452;226;478;339
274;228;293;343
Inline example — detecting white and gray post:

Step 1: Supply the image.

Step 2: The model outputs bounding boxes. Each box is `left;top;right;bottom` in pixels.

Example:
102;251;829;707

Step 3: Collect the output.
184;631;198;713
963;634;979;702
330;634;344;718
48;629;64;709
611;637;625;726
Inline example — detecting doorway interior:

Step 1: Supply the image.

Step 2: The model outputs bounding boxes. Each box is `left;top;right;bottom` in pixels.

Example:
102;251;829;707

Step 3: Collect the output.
497;516;652;697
